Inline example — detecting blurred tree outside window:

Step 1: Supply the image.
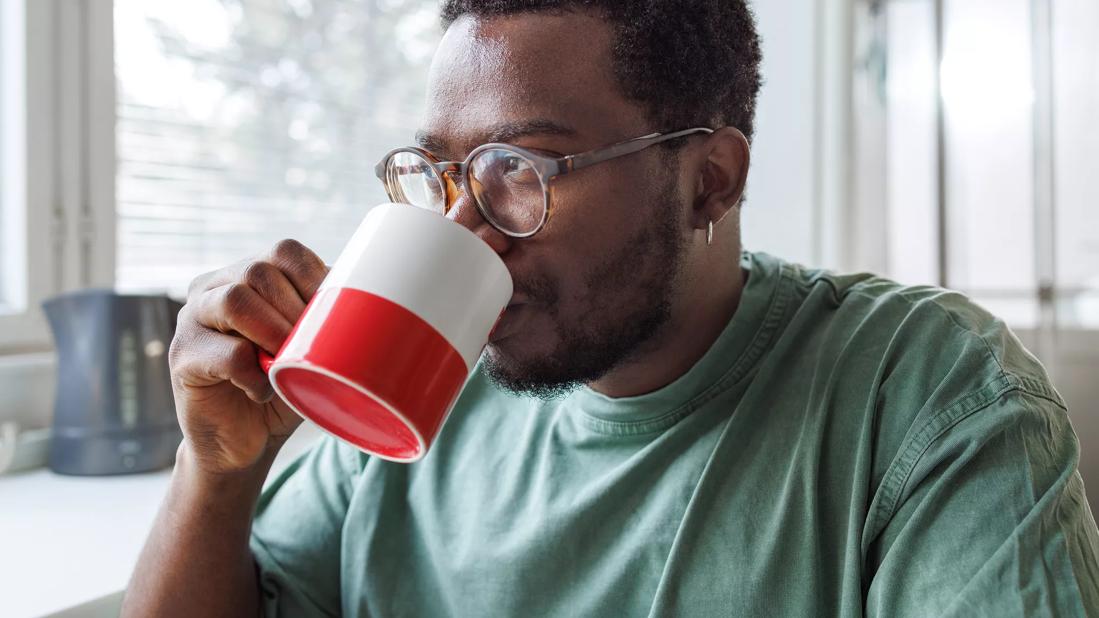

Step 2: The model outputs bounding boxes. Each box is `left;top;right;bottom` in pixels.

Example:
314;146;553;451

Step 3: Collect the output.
114;0;442;295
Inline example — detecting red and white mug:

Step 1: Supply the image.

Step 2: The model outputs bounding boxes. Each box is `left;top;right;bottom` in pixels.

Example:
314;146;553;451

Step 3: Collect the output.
259;203;513;462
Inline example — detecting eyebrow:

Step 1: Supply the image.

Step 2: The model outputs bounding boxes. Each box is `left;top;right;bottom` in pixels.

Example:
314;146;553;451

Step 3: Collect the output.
415;119;578;158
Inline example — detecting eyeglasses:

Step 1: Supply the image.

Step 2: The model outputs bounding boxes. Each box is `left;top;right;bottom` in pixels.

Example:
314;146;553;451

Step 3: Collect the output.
374;127;715;238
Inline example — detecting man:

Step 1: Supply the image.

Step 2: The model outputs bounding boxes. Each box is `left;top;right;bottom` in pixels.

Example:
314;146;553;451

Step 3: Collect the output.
123;1;1099;616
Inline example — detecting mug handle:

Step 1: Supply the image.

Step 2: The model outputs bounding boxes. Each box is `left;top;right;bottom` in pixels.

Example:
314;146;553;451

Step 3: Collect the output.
257;264;328;377
258;350;276;374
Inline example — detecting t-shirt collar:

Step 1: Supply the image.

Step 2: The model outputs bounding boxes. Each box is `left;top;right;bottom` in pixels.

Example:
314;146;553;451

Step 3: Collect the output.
565;251;787;432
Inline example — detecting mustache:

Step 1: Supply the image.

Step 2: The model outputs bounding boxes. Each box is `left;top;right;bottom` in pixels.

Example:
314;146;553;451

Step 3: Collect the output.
510;271;558;305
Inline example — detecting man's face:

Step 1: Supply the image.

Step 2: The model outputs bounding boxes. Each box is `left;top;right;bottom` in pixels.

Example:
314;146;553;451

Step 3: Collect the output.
420;11;691;398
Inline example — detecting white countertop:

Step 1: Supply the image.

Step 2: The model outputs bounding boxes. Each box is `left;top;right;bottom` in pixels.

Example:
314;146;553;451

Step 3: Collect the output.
0;422;324;618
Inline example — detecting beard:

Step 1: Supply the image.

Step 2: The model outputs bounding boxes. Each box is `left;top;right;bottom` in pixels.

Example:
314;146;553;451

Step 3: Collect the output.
482;171;686;400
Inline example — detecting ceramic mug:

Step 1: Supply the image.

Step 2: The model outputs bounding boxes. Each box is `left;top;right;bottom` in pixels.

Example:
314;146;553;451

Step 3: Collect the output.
259;203;513;462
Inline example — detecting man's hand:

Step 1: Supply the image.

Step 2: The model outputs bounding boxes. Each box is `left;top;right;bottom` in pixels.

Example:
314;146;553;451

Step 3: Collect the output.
169;238;329;474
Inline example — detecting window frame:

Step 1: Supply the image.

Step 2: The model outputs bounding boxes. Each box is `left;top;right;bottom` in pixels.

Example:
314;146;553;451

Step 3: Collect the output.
0;0;115;355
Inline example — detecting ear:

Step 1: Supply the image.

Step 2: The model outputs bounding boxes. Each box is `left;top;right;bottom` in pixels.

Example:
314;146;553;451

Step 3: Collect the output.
691;127;750;231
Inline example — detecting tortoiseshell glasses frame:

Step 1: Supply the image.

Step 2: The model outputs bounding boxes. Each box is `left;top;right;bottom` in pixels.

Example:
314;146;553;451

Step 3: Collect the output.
374;127;715;238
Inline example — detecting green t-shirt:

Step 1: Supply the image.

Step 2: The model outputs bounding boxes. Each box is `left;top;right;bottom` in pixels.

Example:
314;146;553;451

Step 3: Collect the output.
250;251;1099;617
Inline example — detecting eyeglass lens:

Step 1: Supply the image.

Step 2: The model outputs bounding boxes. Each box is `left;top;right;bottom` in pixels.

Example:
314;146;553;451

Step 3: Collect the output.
387;151;447;214
386;148;546;236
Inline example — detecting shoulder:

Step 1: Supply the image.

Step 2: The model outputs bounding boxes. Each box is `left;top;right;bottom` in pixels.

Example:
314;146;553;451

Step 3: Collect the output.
775;256;1059;401
767;254;1070;498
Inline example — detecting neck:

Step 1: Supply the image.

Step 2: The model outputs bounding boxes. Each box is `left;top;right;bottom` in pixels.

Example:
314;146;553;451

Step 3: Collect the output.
587;244;746;399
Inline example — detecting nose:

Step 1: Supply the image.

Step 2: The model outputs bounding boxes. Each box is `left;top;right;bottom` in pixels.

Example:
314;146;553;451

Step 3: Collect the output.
443;172;511;254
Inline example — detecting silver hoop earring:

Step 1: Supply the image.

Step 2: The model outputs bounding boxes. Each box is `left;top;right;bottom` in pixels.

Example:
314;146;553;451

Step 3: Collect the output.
706;220;714;246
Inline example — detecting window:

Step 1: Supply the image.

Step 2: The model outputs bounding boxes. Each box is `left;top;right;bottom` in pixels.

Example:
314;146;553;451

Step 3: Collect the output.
882;0;937;287
0;0;56;352
940;0;1038;325
113;0;442;296
0;0;26;317
1051;0;1099;330
854;0;1099;331
0;0;114;353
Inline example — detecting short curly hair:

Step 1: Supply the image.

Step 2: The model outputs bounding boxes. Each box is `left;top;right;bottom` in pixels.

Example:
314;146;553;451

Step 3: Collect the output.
440;0;764;145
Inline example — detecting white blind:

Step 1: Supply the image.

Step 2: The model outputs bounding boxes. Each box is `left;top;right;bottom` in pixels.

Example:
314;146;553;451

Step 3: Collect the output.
114;0;441;296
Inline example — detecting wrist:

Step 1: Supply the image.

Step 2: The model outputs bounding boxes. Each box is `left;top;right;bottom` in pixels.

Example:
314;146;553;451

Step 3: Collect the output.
175;440;276;496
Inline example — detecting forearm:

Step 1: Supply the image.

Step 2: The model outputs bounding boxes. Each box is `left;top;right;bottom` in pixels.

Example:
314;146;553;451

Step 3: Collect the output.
121;441;279;617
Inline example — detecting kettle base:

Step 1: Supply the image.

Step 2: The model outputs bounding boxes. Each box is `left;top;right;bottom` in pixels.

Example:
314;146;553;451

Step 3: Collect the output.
48;427;182;476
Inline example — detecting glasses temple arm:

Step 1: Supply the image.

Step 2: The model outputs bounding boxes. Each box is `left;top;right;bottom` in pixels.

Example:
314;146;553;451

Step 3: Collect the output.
563;127;714;173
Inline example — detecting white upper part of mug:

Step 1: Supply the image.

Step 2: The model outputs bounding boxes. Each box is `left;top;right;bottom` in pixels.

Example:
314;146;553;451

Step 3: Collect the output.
320;203;514;370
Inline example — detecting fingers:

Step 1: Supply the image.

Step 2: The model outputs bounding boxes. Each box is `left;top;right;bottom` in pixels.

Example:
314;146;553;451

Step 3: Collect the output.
188;282;294;356
185;239;329;313
169;326;274;404
172;238;330;406
266;239;330;303
238;260;309;324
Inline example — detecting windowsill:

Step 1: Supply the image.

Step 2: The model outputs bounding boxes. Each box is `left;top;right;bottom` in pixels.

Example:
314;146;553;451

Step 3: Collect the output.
0;422;324;618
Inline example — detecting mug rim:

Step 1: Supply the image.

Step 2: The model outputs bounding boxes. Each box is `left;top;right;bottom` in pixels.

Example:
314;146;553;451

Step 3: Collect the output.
267;358;428;463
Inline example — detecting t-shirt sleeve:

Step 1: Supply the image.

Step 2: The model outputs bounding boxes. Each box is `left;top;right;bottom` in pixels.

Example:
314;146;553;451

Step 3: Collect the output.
250;434;367;617
865;385;1099;617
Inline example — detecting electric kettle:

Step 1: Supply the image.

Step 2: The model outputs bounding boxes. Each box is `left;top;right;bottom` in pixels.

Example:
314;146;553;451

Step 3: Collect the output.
42;289;184;475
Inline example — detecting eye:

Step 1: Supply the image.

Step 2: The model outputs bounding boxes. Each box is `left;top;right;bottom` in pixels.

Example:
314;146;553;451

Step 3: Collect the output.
426;178;445;198
502;157;538;183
